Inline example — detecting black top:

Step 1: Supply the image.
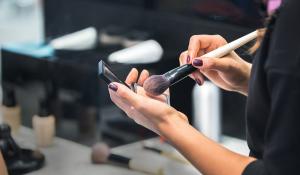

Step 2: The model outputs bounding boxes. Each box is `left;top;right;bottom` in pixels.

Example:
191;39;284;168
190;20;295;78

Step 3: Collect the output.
243;0;300;174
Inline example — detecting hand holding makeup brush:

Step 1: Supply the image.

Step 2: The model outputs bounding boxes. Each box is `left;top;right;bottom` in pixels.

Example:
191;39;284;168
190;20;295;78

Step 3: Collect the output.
143;31;257;96
108;69;188;135
179;34;252;95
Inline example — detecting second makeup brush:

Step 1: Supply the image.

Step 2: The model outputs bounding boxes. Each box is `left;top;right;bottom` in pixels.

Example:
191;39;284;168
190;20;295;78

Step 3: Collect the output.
143;30;258;96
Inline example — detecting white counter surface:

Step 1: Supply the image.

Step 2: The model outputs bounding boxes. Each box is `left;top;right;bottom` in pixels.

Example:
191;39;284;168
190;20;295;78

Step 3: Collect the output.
14;127;249;175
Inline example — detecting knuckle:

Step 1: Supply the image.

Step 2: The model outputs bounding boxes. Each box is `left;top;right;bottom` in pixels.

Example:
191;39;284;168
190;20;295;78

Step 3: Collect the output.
180;51;187;57
214;34;227;43
214;34;223;40
118;89;127;98
189;35;199;42
179;51;188;64
179;52;185;59
165;108;175;116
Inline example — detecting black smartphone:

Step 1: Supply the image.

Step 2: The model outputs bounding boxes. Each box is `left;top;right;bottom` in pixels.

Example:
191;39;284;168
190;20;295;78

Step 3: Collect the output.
98;60;135;91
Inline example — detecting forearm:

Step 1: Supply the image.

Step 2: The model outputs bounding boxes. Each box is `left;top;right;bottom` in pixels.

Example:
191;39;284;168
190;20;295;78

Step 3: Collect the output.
0;152;8;175
159;118;255;175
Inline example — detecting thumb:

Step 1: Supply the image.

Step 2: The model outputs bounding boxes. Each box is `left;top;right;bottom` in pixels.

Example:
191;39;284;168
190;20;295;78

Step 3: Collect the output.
193;57;230;73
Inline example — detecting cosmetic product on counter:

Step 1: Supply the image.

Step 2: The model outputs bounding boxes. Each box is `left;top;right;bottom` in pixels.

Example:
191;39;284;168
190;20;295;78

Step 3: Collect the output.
192;81;221;142
143;30;258;96
49;27;98;51
108;39;163;64
91;142;166;174
3;27;97;58
78;104;100;146
0;124;45;175
1;86;21;134
32;98;55;147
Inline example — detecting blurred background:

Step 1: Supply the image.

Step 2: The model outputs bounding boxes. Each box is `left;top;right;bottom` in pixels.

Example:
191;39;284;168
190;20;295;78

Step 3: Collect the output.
0;0;265;147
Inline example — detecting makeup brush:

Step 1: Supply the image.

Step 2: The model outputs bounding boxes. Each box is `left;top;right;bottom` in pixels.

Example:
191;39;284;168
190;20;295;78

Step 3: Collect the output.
91;143;130;166
143;30;258;96
91;142;165;174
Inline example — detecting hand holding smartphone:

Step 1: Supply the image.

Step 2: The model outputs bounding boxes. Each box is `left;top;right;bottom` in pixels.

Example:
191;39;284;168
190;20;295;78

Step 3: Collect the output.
98;60;170;104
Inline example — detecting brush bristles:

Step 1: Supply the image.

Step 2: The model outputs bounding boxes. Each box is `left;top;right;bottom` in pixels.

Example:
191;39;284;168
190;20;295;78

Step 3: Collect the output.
91;143;110;164
143;75;170;96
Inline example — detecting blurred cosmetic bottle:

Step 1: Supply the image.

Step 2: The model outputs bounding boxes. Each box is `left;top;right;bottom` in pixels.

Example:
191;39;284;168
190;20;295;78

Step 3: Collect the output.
1;85;21;134
192;81;221;142
32;98;55;147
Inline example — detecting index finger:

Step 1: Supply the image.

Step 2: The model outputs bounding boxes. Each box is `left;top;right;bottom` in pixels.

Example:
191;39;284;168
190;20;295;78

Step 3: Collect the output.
188;35;213;59
188;35;227;59
110;83;170;115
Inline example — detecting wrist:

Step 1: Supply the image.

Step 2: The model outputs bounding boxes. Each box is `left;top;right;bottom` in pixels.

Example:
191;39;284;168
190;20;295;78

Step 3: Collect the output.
157;112;190;140
236;62;252;96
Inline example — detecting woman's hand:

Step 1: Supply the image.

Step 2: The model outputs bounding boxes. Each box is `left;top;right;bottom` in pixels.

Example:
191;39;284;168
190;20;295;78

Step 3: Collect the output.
108;69;256;175
0;152;8;175
179;34;252;95
108;68;188;135
124;68;169;103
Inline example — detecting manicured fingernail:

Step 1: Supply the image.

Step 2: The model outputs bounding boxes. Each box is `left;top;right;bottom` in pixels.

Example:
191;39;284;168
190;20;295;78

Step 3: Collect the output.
195;78;202;86
193;59;203;66
108;83;118;91
186;55;191;63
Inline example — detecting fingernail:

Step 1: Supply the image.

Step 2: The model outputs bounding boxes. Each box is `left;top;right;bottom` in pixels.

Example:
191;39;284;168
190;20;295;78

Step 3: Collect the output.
195;78;202;86
108;83;118;92
131;68;137;73
193;59;203;66
186;55;191;63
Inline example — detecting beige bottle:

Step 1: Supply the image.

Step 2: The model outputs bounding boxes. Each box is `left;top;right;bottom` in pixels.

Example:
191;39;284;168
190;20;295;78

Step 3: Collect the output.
32;98;55;147
1;86;21;134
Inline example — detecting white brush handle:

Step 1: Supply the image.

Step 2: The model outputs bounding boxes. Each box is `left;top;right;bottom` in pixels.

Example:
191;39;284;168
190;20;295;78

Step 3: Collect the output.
202;30;258;58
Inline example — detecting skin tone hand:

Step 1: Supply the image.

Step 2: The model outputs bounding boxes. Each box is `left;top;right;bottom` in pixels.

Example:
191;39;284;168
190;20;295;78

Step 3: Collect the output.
108;69;256;175
108;68;188;135
125;68;171;103
180;34;252;96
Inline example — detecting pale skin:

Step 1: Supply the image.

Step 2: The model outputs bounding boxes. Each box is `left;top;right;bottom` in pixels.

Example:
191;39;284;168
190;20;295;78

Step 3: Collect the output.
183;34;252;96
108;35;255;175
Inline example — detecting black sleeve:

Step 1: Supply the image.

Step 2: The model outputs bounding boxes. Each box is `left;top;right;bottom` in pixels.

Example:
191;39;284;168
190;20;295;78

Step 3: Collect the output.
243;71;300;175
243;0;300;174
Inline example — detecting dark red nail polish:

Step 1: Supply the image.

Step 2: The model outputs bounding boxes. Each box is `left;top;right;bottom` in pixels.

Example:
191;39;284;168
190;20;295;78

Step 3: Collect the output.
108;83;118;91
193;59;203;66
186;55;191;63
